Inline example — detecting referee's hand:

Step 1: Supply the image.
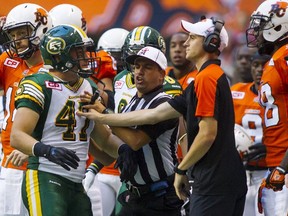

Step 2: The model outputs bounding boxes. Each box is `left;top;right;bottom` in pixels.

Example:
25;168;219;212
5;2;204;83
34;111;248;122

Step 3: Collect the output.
174;174;190;201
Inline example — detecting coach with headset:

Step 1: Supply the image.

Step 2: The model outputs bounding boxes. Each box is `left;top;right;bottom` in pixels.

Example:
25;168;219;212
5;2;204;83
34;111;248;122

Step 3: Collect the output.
171;17;247;215
78;16;247;215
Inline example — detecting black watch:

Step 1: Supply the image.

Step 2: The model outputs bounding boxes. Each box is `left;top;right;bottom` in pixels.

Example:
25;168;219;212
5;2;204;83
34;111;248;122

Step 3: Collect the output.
102;108;112;114
174;164;187;175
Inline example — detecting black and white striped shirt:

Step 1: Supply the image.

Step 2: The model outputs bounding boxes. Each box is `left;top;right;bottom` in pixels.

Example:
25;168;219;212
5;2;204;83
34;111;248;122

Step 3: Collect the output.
122;87;179;186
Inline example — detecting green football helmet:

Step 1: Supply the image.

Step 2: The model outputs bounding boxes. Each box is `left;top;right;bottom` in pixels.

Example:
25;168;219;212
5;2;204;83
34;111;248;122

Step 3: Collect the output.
122;26;166;71
40;24;98;78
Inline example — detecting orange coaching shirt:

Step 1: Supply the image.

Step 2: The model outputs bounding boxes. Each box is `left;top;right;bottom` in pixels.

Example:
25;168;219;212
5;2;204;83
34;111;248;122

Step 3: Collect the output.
0;52;43;170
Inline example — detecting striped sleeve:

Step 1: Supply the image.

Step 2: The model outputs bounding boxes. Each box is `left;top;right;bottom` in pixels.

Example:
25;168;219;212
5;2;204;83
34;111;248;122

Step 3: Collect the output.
15;77;45;114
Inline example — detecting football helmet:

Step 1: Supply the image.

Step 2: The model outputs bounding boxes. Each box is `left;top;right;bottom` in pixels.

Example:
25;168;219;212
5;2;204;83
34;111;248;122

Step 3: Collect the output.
49;4;87;33
234;124;253;156
97;28;129;73
2;3;52;59
122;26;166;71
40;24;98;78
246;0;288;54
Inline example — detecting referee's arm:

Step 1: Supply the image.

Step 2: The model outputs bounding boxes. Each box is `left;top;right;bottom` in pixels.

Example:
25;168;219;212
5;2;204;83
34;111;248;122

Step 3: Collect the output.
110;127;151;151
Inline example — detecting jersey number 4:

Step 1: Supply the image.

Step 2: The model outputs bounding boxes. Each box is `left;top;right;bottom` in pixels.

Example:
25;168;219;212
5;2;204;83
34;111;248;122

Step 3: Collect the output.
55;100;90;141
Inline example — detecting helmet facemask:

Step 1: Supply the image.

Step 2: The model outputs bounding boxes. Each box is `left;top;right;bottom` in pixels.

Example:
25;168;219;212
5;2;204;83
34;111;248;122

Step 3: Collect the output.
246;14;277;55
246;14;273;47
122;44;143;73
62;40;100;78
3;22;41;59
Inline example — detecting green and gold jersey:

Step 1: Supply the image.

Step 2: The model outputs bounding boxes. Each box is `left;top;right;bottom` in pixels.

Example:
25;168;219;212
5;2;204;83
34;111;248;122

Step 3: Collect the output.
113;69;182;113
15;71;98;183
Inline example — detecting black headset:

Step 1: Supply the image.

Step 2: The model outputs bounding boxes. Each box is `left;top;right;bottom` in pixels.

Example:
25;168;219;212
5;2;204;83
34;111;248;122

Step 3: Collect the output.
203;17;225;53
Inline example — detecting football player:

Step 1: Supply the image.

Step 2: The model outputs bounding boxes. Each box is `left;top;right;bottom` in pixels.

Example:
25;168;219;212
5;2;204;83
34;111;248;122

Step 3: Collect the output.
0;4;52;216
231;53;270;216
246;0;288;214
10;24;123;216
97;28;129;74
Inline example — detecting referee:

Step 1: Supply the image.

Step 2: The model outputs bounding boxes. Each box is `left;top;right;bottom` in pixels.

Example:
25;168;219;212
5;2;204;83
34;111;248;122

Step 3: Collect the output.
83;46;183;215
78;17;247;215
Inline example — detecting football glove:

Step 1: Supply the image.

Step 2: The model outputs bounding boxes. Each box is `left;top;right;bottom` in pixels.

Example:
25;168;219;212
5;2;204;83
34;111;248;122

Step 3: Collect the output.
114;144;138;183
33;141;80;171
243;143;266;162
83;160;104;192
265;166;286;191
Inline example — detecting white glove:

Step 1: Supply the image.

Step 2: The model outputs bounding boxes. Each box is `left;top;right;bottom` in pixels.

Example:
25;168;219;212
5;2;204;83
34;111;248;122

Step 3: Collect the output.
83;170;96;192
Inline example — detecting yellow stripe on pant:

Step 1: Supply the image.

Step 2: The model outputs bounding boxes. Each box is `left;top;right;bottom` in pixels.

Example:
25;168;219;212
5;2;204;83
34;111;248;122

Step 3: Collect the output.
26;169;42;216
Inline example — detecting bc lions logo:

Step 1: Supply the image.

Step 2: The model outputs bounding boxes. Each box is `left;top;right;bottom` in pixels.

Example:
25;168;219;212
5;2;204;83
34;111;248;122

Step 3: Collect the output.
34;8;48;25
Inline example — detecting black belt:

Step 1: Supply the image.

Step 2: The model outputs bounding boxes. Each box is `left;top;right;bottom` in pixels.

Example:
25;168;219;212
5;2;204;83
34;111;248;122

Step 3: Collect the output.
126;175;174;197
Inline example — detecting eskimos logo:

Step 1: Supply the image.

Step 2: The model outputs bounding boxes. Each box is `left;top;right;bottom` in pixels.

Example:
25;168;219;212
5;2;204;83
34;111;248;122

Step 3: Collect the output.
46;37;66;55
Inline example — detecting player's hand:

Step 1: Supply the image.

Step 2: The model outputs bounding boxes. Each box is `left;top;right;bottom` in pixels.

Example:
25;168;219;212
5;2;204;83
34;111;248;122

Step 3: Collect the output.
258;178;266;213
4;149;28;167
114;144;138;183
174;173;190;201
265;166;285;191
33;142;80;171
243;143;266;162
83;160;104;192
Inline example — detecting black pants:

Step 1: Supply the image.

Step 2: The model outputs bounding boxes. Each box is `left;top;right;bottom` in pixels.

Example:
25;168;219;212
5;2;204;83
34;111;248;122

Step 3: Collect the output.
117;186;183;216
189;192;246;216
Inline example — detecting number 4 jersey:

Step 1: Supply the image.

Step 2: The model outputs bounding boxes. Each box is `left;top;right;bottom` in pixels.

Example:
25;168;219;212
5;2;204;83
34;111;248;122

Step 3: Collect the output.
0;52;43;170
15;71;97;183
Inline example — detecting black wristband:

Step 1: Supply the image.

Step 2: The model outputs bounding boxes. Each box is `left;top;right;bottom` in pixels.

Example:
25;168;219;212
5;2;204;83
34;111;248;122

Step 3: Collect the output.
33;141;51;157
118;144;129;155
102;108;109;114
88;160;104;174
174;164;187;175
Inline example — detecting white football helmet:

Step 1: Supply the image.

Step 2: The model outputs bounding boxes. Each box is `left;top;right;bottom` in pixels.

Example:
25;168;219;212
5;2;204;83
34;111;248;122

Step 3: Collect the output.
234;124;253;153
3;3;52;59
97;28;129;52
97;28;129;73
49;4;87;33
246;0;288;50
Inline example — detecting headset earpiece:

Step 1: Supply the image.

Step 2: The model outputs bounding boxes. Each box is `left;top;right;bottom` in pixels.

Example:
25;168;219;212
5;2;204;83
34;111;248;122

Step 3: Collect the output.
203;17;225;53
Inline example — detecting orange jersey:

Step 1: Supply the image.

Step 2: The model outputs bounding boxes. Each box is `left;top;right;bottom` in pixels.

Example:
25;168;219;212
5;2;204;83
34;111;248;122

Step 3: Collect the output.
165;66;197;90
259;45;288;167
231;82;266;167
90;50;119;175
90;50;117;83
0;52;43;170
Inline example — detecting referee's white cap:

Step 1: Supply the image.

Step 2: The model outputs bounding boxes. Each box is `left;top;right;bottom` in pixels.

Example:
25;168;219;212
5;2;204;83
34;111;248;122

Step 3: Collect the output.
126;46;167;70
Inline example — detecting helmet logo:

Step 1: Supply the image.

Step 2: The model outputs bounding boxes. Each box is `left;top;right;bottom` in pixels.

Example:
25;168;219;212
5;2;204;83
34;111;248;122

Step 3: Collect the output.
270;2;288;17
46;38;66;55
158;36;166;53
35;8;48;25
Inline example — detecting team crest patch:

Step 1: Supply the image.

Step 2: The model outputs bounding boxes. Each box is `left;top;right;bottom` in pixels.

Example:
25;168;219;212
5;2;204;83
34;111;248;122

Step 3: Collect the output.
114;80;124;89
45;81;62;91
4;58;20;68
15;85;24;96
231;91;245;99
